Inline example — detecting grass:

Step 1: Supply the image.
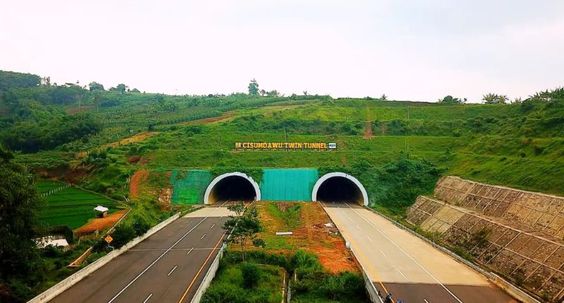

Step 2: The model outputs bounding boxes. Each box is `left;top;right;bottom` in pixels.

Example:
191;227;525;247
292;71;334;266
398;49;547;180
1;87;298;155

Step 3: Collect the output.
202;261;284;303
36;180;66;193
38;183;120;229
266;203;302;229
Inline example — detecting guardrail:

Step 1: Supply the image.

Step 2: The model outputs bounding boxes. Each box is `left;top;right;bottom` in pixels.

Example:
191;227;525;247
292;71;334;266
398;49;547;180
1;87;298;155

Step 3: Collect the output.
28;213;181;303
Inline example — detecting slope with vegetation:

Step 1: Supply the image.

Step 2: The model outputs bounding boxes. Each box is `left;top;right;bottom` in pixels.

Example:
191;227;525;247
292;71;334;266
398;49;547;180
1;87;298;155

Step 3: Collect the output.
0;69;562;301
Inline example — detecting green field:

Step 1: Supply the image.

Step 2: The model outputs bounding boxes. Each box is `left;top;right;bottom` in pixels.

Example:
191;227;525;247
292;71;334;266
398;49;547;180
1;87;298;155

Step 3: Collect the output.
38;182;120;229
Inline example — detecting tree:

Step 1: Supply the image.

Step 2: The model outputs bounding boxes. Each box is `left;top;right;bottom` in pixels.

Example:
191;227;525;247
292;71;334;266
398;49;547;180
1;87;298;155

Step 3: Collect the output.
248;79;259;96
88;82;105;91
266;90;280;97
438;95;464;104
223;204;264;261
0;145;43;298
110;83;128;94
116;83;127;94
380;94;387;101
482;93;508;104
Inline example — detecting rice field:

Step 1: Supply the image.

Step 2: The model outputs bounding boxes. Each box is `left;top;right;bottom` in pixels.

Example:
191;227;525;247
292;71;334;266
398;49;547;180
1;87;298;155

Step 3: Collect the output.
37;181;119;229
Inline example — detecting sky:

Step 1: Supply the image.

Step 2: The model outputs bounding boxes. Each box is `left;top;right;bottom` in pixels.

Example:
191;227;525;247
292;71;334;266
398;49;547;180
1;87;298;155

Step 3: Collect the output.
1;0;563;102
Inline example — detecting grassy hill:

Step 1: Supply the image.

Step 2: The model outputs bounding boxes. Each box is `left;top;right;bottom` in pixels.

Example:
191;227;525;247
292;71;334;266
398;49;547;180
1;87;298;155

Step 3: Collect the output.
1;70;563;209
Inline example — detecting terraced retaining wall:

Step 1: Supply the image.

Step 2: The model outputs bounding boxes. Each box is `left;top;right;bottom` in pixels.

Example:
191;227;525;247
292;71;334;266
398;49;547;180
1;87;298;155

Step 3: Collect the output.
407;177;563;302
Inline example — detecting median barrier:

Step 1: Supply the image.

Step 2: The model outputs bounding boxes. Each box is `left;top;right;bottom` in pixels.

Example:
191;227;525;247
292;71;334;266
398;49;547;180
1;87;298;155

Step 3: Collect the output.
189;243;226;303
317;202;384;303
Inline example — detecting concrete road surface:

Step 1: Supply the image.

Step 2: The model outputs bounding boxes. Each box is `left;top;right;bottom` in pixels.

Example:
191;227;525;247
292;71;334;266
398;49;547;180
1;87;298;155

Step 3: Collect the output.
323;202;517;303
50;207;233;303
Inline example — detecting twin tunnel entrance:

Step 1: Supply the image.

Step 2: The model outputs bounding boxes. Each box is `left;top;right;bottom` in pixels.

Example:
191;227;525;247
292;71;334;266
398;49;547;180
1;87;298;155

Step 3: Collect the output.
203;172;368;206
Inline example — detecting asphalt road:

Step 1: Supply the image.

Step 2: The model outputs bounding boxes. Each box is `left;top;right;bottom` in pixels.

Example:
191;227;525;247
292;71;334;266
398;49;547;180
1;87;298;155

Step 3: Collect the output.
322;202;517;303
50;208;231;303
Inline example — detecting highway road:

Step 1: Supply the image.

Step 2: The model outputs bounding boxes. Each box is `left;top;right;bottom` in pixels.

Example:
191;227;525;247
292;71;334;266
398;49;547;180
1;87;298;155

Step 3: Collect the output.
322;202;517;303
50;207;232;303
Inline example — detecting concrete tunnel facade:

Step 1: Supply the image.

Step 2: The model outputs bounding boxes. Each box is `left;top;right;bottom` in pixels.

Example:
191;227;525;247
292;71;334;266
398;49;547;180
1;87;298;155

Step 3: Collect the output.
204;172;261;204
311;172;369;206
202;170;368;205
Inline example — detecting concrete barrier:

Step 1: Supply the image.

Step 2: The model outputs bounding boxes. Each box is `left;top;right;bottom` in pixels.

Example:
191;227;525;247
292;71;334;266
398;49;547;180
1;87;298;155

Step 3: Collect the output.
349;246;384;303
364;206;540;303
317;202;384;303
28;213;181;303
189;243;226;303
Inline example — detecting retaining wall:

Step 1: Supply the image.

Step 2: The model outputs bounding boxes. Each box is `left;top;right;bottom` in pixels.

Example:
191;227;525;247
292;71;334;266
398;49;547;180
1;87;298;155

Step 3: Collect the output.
408;177;564;303
434;176;564;239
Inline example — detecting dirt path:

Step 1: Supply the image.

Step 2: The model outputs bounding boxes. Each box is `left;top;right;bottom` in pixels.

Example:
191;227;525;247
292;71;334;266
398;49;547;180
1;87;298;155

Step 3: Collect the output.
182;112;235;125
104;132;157;149
129;169;149;200
74;210;128;236
364;120;373;139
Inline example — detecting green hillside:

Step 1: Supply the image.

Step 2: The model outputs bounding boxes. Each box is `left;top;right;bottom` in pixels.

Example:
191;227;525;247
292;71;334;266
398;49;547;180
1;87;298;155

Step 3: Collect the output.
1;70;563;208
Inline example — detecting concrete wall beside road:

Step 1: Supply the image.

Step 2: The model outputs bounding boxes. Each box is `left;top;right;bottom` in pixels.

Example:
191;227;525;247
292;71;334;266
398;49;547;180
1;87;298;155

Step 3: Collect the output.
28;213;180;303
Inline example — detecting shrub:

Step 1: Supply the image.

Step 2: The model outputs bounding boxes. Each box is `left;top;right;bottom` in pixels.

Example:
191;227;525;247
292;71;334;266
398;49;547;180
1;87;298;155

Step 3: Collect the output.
111;224;136;248
241;262;261;289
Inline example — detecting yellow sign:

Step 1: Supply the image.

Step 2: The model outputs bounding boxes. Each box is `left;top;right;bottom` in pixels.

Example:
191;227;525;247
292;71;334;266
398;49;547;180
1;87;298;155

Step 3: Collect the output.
235;142;336;150
104;235;113;244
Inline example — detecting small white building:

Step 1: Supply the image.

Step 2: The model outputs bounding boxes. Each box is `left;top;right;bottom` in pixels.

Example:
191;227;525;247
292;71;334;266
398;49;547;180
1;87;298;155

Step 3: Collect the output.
35;236;69;249
94;205;109;217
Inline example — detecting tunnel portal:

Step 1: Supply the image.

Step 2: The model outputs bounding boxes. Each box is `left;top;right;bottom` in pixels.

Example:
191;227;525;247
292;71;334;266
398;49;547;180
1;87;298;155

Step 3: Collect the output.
204;172;261;204
312;172;369;206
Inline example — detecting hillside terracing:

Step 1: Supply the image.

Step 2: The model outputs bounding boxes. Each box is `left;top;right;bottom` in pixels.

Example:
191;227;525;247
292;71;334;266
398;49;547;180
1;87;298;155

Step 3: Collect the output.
407;176;563;302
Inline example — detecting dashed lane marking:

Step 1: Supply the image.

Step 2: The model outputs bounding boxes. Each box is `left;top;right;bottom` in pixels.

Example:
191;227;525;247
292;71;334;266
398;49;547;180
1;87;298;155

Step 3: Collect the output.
107;217;208;303
168;265;178;276
142;293;153;303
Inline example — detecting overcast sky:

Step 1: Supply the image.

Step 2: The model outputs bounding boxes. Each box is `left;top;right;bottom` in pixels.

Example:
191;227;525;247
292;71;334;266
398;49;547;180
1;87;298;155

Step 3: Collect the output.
1;0;563;102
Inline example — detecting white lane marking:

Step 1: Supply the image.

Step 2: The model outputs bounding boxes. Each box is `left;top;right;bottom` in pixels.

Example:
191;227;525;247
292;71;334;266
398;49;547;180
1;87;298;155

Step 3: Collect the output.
107;217;208;303
167;265;178;276
424;299;430;303
186;247;194;255
210;223;215;229
379;249;386;257
344;203;464;303
201;233;207;240
142;293;153;303
398;269;408;279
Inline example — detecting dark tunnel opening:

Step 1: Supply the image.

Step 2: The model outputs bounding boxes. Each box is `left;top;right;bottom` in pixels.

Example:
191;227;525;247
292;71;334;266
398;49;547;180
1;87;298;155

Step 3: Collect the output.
208;176;257;203
316;176;364;204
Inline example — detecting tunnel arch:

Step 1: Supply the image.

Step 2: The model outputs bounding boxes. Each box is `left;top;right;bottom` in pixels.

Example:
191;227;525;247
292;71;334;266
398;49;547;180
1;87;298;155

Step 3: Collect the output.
312;172;369;206
204;172;261;204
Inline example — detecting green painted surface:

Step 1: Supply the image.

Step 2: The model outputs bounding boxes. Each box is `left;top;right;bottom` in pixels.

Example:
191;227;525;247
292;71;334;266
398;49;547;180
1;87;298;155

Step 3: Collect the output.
171;170;212;204
260;168;319;201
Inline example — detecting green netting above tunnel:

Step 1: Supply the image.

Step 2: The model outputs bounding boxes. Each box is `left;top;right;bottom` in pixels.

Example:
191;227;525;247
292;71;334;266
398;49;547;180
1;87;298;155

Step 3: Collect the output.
170;170;212;204
260;168;319;201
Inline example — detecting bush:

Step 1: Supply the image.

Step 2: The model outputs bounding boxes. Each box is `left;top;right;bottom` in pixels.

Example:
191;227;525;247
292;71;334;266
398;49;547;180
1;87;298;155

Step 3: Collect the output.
111;224;136;248
241;262;261;289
